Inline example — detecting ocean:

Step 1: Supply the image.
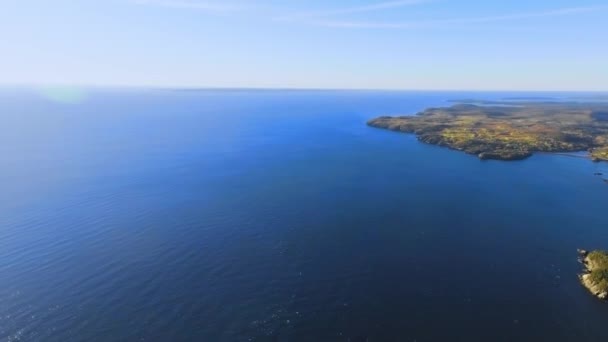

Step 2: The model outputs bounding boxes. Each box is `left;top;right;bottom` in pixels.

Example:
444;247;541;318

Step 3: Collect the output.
1;88;608;341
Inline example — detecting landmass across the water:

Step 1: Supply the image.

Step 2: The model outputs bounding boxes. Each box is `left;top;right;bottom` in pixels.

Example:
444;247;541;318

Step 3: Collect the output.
578;249;608;300
368;101;608;162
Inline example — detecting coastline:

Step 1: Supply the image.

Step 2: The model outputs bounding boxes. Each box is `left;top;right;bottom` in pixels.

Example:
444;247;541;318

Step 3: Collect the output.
578;250;608;300
368;101;608;163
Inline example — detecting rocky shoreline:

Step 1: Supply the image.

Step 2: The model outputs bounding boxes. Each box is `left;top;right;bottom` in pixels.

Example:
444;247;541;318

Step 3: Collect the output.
367;101;608;162
578;249;608;300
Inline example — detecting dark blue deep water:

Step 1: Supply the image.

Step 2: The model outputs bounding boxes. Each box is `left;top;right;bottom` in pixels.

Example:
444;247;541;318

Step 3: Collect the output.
1;89;608;341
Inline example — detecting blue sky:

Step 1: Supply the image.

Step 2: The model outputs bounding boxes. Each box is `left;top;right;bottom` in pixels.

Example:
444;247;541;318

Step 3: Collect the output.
1;0;607;90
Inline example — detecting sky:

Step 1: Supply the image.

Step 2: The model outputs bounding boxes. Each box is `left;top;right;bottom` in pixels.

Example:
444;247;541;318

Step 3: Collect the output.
1;0;607;91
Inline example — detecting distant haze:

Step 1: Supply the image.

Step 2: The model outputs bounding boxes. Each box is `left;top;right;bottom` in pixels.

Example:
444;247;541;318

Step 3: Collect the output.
1;0;607;91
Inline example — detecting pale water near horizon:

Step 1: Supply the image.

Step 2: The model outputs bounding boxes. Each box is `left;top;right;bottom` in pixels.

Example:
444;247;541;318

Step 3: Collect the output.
1;89;608;341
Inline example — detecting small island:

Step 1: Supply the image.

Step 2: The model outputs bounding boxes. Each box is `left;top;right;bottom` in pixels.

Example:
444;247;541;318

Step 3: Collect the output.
578;249;608;300
368;101;608;161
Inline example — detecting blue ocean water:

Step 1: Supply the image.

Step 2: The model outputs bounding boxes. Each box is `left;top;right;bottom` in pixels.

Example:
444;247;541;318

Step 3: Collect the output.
1;88;608;341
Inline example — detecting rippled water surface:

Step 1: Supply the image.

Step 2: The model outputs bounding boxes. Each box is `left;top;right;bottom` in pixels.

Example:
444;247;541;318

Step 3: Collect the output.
1;89;608;341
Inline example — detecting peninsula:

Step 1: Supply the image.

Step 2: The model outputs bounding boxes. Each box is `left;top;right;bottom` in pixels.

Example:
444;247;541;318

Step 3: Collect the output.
368;101;608;161
578;250;608;300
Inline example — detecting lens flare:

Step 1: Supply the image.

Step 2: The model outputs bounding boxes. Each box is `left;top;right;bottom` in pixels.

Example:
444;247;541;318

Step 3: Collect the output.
37;86;87;104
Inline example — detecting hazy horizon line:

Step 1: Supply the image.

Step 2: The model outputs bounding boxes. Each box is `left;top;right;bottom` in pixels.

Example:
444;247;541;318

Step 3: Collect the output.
1;82;607;93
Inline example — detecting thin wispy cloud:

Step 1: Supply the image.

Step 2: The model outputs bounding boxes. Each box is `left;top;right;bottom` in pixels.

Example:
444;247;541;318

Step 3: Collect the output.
312;5;608;29
132;1;608;31
134;0;249;13
277;0;429;21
